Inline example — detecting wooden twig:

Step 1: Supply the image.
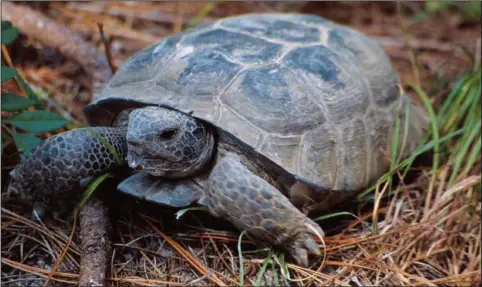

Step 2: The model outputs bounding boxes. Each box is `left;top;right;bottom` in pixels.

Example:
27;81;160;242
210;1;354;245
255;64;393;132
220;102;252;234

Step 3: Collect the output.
97;23;117;74
78;197;111;287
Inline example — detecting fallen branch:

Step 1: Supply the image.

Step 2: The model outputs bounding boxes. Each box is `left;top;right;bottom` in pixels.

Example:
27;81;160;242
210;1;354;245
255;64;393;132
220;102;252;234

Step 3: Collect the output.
375;36;457;53
78;197;112;287
64;1;215;26
2;1;111;96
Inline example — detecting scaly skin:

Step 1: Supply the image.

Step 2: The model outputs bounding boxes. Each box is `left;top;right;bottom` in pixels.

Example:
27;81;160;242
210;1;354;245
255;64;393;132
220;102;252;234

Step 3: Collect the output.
203;152;323;266
125;107;324;266
8;127;128;214
9;106;323;266
126;107;214;178
118;171;203;208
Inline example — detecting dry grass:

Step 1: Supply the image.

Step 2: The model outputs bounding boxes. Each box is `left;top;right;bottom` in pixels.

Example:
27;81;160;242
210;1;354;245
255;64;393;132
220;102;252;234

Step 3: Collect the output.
1;1;481;286
2;170;480;285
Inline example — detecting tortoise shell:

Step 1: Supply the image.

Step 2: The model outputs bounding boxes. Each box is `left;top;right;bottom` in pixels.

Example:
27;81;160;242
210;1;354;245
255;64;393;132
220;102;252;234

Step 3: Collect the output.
84;13;427;191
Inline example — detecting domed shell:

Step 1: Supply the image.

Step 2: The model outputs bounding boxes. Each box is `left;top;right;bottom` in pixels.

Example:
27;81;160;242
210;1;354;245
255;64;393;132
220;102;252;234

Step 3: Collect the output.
84;13;427;191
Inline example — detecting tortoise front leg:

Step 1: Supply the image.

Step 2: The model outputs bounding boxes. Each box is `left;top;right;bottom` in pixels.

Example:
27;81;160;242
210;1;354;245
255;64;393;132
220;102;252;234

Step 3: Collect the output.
202;152;324;266
118;171;203;208
8;127;128;217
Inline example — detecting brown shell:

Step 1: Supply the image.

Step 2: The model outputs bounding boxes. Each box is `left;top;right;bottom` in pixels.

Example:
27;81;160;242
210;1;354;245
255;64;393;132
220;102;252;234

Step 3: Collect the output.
84;13;428;191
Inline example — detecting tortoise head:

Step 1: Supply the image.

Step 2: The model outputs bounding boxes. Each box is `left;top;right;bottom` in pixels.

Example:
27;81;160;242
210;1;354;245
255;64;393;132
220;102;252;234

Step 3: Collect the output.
126;106;215;178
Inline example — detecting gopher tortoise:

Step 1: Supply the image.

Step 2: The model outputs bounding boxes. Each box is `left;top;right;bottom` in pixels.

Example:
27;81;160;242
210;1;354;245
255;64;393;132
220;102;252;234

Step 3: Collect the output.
8;13;428;266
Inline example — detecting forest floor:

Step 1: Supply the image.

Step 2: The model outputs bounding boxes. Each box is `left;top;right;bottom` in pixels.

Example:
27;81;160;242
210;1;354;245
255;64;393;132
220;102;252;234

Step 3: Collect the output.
1;2;481;286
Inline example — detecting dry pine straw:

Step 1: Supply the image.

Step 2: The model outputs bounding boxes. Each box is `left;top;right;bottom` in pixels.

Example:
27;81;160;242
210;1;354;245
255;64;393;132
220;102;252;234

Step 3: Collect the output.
1;170;480;286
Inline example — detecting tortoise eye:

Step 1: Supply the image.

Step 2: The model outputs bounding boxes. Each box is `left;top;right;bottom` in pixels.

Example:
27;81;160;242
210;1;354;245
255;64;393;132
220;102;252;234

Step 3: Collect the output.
159;128;177;140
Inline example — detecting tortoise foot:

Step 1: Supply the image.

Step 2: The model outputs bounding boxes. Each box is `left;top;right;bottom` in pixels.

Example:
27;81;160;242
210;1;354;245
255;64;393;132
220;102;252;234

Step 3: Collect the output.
283;217;323;266
203;152;324;267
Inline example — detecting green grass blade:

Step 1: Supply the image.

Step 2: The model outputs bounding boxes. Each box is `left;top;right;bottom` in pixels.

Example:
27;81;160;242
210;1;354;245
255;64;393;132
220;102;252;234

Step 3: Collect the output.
446;70;480;180
397;100;411;164
452;85;478;127
255;248;273;286
16;76;43;107
438;73;469;118
448;119;481;186
271;258;279;287
175;207;208;220
238;230;248;286
313;211;361;222
391;116;401;169
388;105;403;193
442;71;480;133
440;74;472;129
358;128;465;198
410;83;440;206
402;156;416;178
410;83;440;176
399;102;415;178
72;173;114;218
464;136;481;175
86;127;122;165
275;253;290;285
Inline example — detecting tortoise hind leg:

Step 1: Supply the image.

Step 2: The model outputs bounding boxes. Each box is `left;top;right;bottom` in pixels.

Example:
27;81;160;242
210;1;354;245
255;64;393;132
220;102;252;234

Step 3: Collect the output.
203;152;324;267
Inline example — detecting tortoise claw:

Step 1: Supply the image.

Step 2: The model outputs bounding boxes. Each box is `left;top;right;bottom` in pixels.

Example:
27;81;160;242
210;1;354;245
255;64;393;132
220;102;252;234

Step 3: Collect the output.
286;219;324;267
291;247;309;267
